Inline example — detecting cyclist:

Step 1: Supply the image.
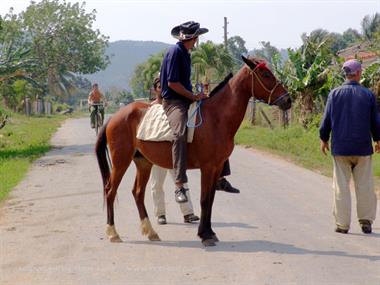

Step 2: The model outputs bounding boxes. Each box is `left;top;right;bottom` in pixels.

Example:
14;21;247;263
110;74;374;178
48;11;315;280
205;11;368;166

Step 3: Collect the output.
88;83;106;128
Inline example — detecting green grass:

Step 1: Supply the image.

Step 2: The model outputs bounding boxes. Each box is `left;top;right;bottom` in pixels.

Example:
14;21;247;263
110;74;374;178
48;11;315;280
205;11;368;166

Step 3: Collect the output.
235;120;380;185
0;113;66;201
236;121;379;180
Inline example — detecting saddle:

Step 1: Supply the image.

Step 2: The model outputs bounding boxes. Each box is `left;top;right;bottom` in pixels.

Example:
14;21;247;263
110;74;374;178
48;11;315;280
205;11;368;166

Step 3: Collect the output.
136;103;197;143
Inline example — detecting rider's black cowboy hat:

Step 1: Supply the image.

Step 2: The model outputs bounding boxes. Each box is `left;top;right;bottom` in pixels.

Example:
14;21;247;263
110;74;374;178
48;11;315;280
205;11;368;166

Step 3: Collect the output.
171;21;209;41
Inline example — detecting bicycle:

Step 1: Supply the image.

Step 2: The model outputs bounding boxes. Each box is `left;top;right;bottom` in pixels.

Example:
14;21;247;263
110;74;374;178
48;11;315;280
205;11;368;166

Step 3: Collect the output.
90;103;104;135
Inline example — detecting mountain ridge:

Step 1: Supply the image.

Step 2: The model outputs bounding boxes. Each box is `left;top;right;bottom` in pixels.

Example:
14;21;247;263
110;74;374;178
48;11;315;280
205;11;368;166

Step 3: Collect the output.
84;40;171;91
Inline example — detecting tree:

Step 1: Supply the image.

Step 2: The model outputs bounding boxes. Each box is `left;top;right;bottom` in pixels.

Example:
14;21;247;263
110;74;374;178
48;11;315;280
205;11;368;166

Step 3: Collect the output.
301;29;329;46
0;11;38;84
115;90;135;105
252;41;279;67
361;13;380;41
0;10;41;109
129;52;164;98
141;52;163;90
20;0;109;99
130;63;148;98
328;32;348;54
342;28;361;45
300;29;351;55
191;41;234;83
227;35;247;69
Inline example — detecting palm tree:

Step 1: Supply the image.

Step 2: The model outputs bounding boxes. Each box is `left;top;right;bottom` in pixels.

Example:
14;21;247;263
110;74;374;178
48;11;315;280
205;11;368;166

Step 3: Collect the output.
191;41;234;83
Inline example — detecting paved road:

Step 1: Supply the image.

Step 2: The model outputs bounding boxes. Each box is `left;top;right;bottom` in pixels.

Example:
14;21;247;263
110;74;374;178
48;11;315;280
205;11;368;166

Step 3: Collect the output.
1;117;379;285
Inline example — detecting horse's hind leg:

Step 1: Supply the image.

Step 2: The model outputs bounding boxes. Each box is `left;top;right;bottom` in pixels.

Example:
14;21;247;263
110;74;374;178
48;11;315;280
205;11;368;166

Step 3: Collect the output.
105;163;130;242
132;156;160;241
105;144;134;242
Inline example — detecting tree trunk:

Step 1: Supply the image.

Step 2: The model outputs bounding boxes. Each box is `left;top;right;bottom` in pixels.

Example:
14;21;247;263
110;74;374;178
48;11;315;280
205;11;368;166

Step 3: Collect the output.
0;115;8;130
250;98;256;125
279;109;289;128
298;89;315;128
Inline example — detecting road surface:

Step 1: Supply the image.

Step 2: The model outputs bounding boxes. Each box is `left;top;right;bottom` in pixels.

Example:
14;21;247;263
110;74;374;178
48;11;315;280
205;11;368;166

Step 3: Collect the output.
1;117;379;285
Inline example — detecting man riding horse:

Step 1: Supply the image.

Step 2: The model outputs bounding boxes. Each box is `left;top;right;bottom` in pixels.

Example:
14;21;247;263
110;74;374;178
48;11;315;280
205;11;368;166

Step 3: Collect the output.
160;21;240;204
95;21;291;246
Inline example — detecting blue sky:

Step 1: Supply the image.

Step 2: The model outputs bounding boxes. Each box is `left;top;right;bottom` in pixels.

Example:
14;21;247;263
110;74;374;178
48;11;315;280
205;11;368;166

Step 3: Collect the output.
1;0;379;49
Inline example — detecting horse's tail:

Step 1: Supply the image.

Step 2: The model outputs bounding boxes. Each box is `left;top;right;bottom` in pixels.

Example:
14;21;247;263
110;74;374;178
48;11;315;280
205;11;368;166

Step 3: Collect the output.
95;120;111;202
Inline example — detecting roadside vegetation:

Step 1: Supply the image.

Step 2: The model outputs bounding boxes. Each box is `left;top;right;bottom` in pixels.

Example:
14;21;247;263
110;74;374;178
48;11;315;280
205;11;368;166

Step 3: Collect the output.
0;110;66;201
0;0;108;200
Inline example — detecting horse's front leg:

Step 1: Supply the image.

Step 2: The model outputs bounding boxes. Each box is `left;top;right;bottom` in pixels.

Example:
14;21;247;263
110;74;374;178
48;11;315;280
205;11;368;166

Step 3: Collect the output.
198;166;220;247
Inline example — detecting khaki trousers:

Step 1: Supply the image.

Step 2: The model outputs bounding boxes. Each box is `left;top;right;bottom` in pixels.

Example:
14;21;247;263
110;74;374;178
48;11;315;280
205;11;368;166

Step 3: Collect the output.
332;156;377;230
162;99;190;184
150;165;194;217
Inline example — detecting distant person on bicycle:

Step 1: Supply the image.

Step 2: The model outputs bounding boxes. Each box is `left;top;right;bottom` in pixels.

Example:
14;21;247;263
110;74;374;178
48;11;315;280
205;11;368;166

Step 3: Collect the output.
88;83;106;128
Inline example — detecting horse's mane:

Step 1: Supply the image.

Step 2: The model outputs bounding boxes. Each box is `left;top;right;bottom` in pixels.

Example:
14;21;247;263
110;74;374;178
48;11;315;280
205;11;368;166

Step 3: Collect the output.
208;73;234;98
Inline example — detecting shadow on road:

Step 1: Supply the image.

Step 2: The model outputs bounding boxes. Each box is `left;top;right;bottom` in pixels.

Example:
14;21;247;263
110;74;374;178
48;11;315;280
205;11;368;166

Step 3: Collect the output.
128;239;380;261
212;222;258;229
166;222;257;229
46;144;95;156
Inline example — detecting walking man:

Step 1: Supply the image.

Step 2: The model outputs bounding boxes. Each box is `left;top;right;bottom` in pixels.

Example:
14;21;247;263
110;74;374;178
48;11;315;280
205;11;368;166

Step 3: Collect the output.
150;77;200;224
320;59;380;234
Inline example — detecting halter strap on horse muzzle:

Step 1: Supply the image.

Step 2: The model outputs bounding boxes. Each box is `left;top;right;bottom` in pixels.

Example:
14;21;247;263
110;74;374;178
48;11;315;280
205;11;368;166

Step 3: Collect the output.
246;65;288;106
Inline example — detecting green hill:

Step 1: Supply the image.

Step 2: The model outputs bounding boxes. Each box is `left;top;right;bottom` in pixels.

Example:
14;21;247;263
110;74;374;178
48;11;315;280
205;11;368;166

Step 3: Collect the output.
85;40;170;91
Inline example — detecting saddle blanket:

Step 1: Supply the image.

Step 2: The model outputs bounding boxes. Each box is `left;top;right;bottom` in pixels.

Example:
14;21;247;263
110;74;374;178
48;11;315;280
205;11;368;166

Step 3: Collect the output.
136;103;197;143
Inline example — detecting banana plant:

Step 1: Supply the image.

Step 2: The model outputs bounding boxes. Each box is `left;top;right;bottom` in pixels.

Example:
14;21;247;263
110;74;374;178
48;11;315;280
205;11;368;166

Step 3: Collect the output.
361;61;380;96
274;38;340;126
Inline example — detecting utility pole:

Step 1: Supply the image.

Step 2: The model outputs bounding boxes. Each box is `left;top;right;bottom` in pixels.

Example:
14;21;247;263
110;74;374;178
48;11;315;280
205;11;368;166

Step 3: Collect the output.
223;17;228;49
195;37;199;85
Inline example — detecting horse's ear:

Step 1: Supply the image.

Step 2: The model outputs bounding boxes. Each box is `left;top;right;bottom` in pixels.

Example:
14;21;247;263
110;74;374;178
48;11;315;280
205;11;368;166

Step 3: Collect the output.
241;55;256;70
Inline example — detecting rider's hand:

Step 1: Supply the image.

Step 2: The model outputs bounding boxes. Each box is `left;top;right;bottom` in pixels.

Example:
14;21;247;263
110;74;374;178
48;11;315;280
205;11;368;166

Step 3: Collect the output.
194;92;209;101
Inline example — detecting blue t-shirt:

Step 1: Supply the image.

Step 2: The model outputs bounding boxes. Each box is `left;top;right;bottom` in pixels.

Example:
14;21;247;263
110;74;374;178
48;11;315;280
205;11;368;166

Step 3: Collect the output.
319;80;380;156
160;41;192;102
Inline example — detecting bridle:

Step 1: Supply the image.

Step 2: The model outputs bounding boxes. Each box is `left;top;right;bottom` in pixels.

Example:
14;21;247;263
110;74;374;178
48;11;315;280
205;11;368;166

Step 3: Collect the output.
246;65;289;106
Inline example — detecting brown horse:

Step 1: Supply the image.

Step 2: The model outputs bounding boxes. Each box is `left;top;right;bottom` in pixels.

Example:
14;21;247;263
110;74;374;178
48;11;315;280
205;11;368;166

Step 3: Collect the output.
95;56;291;246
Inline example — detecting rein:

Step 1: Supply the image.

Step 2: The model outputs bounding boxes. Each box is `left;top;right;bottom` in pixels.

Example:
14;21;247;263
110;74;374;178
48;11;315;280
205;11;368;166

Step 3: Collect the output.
187;100;203;128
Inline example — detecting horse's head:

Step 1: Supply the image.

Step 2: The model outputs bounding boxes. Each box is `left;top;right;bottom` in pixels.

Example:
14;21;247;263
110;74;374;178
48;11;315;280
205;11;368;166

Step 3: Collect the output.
241;55;291;111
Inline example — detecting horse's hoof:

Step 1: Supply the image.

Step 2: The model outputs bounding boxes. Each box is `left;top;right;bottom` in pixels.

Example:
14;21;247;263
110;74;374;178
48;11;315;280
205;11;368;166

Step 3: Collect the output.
106;225;122;242
148;233;161;241
109;235;123;243
202;238;216;247
212;234;219;242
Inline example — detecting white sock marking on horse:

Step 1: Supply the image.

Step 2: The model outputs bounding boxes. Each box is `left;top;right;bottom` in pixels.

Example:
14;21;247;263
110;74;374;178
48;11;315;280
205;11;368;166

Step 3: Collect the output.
141;218;161;241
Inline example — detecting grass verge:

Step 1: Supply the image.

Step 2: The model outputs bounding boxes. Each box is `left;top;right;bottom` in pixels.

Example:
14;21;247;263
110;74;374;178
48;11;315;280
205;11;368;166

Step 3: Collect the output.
235;120;380;180
0;112;66;201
